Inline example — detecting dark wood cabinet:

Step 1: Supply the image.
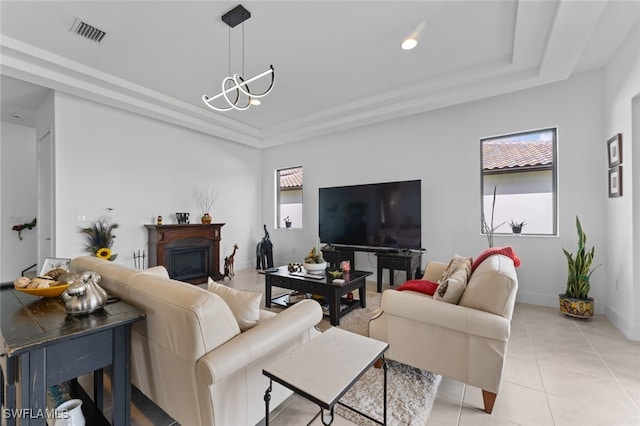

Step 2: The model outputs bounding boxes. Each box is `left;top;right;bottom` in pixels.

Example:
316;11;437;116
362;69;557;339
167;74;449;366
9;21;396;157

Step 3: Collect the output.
145;223;224;284
375;251;422;292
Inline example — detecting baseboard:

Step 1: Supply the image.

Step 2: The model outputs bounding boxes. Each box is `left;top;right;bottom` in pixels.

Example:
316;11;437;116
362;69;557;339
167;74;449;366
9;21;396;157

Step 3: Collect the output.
604;303;640;341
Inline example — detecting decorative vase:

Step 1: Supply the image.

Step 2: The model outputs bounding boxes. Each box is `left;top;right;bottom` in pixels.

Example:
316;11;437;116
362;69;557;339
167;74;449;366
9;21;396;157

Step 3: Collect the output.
201;213;212;224
559;294;594;318
61;271;108;315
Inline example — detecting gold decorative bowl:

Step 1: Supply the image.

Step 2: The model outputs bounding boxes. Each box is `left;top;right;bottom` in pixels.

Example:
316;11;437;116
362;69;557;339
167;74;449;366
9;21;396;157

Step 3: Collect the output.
15;283;69;298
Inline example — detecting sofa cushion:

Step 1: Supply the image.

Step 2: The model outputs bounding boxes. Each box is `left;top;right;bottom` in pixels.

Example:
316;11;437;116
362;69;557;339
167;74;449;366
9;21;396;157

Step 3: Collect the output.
459;254;518;318
208;278;262;331
471;246;520;272
396;279;439;296
433;267;468;304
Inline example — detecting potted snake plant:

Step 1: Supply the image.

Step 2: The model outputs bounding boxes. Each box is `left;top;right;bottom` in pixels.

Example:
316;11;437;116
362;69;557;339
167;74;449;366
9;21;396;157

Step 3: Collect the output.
559;216;600;318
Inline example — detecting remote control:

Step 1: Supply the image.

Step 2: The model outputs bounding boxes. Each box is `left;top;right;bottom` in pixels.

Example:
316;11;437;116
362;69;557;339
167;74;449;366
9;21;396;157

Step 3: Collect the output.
304;273;324;280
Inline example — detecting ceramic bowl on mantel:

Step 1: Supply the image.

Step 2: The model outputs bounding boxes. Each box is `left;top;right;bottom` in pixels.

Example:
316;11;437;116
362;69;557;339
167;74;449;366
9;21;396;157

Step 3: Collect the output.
303;261;327;273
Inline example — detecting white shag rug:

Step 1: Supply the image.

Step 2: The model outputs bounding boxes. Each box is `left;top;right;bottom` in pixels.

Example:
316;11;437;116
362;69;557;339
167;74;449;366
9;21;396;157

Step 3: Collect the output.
335;360;441;426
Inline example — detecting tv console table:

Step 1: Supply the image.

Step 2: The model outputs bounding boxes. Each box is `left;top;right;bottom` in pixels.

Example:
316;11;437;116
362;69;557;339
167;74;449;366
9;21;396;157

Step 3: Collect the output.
322;246;424;292
375;251;422;292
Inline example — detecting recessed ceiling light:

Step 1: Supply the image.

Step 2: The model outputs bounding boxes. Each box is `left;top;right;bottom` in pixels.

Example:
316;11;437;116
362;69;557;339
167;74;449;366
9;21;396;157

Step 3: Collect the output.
401;21;425;51
11;113;23;119
401;38;418;50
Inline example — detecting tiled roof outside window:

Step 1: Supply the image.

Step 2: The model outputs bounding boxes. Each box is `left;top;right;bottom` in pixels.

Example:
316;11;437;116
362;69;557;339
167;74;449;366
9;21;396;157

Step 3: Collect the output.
483;140;553;171
279;167;303;189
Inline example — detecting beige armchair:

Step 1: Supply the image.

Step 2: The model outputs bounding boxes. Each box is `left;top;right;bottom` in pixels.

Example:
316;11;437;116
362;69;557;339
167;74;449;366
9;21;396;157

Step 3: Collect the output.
369;253;518;413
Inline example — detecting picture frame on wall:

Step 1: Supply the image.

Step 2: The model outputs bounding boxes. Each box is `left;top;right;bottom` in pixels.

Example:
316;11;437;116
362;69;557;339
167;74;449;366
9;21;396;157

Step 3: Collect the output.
607;133;622;167
39;257;71;276
608;166;623;198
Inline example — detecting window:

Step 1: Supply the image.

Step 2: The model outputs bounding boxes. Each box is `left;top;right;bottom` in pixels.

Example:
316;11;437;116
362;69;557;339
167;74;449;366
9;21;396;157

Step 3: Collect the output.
481;128;557;236
276;166;303;229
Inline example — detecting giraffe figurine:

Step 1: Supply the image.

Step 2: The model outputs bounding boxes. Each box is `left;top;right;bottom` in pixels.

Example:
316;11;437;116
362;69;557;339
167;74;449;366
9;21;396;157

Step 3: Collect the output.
227;244;239;276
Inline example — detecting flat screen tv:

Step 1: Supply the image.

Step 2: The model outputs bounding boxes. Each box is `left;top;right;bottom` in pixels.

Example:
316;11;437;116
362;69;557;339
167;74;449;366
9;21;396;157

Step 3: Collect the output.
319;180;422;250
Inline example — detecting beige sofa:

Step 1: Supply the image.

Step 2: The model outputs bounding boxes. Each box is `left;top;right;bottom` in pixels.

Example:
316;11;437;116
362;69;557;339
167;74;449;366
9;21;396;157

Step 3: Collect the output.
69;256;322;426
369;253;518;413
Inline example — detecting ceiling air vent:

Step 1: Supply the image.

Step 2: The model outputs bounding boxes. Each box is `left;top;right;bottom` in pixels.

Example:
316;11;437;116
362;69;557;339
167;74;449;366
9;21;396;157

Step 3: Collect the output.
70;18;108;43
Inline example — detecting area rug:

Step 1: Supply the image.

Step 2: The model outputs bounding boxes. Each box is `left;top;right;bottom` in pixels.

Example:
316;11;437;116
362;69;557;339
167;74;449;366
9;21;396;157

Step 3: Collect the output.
336;360;441;426
239;275;441;425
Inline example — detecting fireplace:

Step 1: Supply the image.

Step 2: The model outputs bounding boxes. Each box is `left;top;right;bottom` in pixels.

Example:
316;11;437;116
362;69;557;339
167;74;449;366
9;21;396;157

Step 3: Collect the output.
168;246;209;282
145;223;224;284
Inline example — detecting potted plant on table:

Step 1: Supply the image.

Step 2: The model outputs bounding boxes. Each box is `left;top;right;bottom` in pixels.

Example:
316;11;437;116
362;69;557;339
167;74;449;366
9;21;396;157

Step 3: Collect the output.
284;216;292;228
559;216;600;318
509;220;526;234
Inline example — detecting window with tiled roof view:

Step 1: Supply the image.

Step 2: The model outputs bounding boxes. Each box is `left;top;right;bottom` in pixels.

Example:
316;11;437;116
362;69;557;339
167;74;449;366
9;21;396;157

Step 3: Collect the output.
276;166;303;229
481;128;557;236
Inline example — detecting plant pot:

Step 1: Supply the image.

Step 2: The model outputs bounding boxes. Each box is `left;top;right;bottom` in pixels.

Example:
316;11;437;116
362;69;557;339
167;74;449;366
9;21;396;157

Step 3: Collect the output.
559;294;594;318
201;213;212;224
511;226;522;234
285;222;292;228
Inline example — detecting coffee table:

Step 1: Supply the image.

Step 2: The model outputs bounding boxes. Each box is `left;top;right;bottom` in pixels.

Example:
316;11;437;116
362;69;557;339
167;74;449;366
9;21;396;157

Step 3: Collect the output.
264;267;372;326
263;327;389;425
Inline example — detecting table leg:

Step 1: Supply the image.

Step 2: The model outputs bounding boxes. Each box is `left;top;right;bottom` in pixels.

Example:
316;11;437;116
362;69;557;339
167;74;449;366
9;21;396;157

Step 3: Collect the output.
358;281;366;308
377;266;383;293
382;356;388;426
2;356;17;426
111;325;132;426
321;407;335;425
389;269;394;287
264;380;272;426
265;278;272;308
329;291;340;326
93;368;104;412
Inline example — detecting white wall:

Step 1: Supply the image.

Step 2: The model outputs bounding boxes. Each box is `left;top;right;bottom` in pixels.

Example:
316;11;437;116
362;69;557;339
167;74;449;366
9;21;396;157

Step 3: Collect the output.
52;93;262;270
262;71;606;313
602;22;640;339
0;121;37;280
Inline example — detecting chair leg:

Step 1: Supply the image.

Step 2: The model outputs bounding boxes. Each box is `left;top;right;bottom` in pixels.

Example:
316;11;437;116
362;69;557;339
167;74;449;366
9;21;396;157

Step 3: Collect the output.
482;390;497;414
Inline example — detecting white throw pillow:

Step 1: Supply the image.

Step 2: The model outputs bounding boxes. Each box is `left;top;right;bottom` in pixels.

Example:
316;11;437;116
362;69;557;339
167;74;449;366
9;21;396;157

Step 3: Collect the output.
433;267;468;304
207;277;262;331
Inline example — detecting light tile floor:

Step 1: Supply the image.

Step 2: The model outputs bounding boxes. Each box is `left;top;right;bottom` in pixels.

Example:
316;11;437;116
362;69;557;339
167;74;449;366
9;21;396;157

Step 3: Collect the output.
85;268;640;425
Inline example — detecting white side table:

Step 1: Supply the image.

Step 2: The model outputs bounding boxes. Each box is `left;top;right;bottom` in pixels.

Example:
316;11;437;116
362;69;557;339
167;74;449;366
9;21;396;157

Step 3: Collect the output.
262;327;389;425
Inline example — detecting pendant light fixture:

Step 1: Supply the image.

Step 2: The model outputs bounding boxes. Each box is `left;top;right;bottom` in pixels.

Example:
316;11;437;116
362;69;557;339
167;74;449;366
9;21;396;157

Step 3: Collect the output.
202;5;275;112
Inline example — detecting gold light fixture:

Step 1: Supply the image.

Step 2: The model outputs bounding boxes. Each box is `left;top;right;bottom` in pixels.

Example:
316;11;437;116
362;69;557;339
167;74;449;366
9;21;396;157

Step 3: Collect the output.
202;5;275;112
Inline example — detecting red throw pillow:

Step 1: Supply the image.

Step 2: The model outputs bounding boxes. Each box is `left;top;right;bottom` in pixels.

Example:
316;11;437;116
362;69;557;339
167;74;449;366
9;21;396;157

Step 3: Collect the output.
396;279;439;296
471;246;521;272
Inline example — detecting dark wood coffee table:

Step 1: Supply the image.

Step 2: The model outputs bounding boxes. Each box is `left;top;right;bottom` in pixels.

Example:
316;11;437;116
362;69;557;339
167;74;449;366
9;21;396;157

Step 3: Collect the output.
264;267;372;326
